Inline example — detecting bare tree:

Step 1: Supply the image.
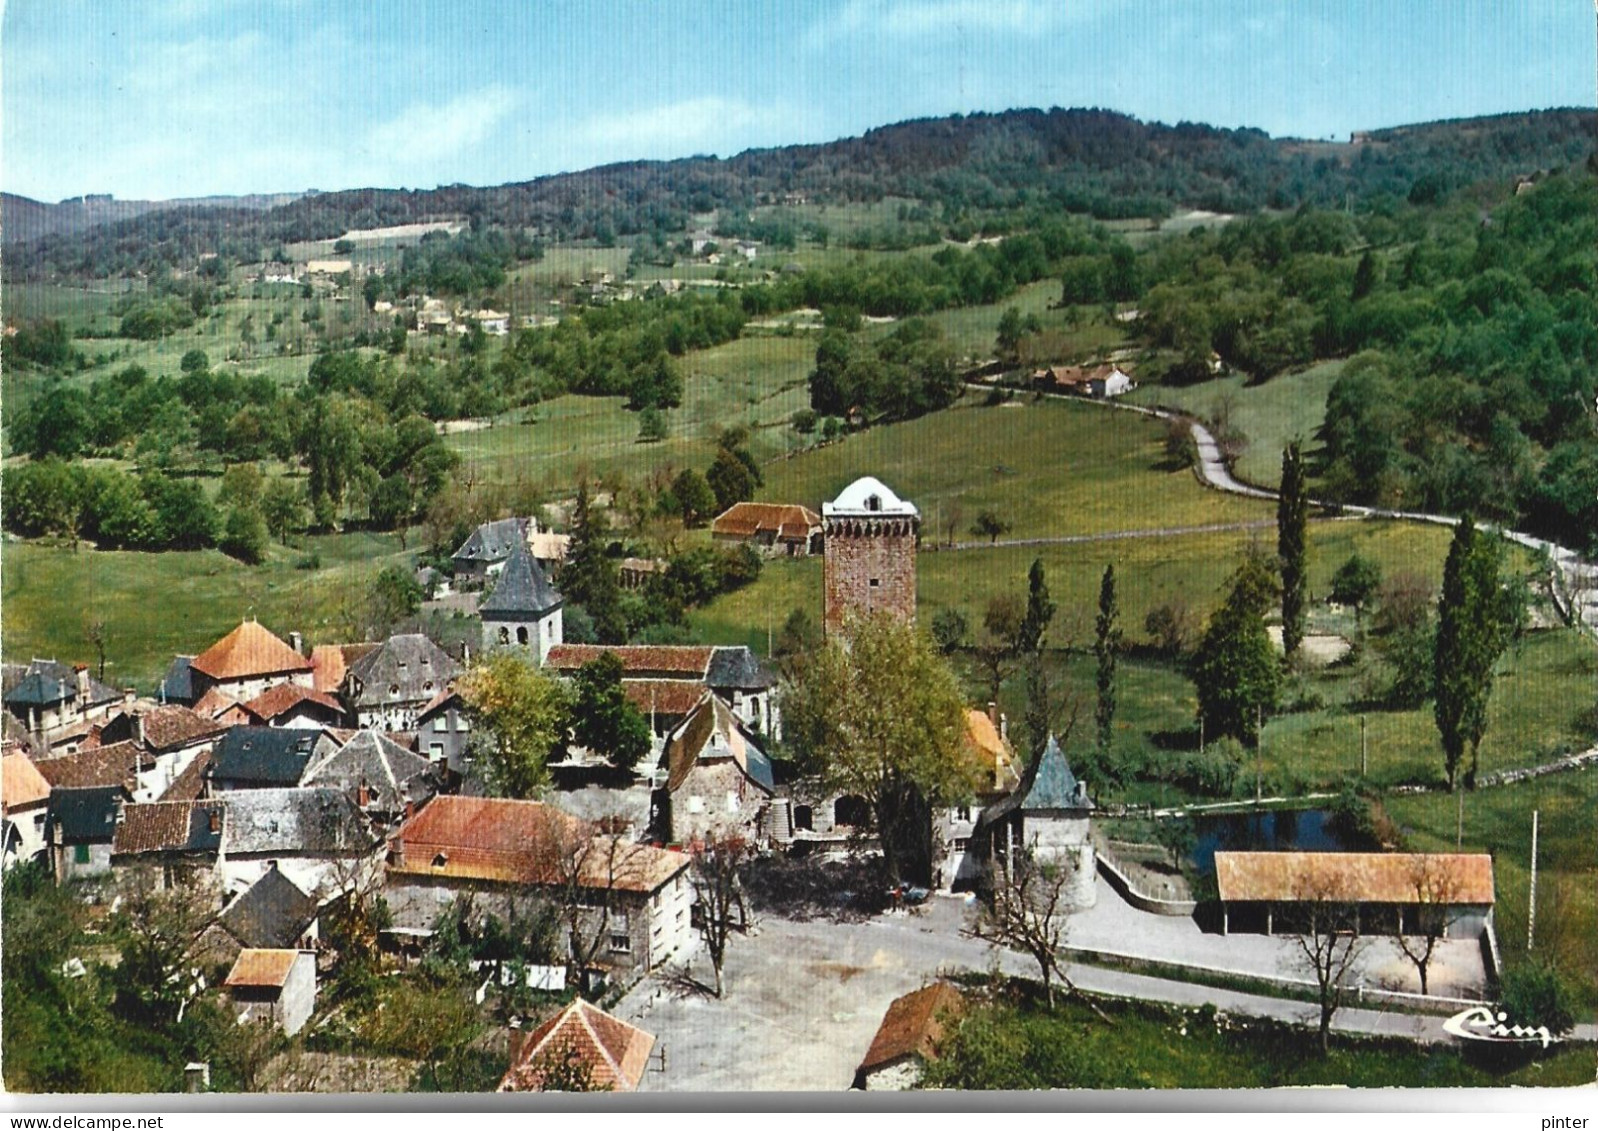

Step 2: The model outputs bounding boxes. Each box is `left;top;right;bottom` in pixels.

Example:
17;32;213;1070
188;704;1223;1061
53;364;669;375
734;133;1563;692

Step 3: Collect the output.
1287;872;1368;1054
1393;856;1463;996
973;844;1079;1008
550;816;649;992
85;618;108;682
690;834;750;998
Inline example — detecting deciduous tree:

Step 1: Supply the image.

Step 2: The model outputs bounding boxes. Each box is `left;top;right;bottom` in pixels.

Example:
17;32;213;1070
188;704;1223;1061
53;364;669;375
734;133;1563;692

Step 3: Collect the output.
780;614;976;884
1287;871;1367;1055
571;653;651;772
459;652;572;798
691;834;750;998
1190;551;1280;746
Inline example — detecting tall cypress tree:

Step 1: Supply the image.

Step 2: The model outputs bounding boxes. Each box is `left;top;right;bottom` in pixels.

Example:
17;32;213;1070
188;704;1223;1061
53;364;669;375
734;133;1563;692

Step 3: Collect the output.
1017;559;1057;760
1434;517;1508;790
1277;442;1309;660
560;480;625;643
1094;565;1121;752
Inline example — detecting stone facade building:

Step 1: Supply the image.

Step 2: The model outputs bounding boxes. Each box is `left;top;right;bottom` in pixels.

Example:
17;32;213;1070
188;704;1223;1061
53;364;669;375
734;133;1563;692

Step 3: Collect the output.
480;542;564;664
659;693;775;846
822;477;919;636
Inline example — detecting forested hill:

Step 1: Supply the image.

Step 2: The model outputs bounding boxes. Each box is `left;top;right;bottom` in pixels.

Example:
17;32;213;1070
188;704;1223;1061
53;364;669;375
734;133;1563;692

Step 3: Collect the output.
8;106;1595;280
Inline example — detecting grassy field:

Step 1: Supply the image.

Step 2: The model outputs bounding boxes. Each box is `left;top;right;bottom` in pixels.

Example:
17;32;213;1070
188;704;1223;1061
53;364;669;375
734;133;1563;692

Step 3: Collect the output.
928;989;1596;1089
442;334;818;491
0;530;415;690
1387;767;1598;1015
759;395;1268;540
1127;359;1348;488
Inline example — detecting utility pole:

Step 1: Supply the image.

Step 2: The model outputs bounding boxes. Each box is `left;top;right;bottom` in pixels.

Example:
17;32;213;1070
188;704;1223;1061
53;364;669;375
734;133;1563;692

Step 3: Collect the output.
1527;809;1539;951
1360;714;1368;778
1255;705;1263;805
1455;784;1463;849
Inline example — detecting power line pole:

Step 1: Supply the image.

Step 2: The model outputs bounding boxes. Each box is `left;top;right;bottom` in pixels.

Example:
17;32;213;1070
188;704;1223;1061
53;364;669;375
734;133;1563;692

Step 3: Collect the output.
1255;704;1263;805
1360;714;1368;778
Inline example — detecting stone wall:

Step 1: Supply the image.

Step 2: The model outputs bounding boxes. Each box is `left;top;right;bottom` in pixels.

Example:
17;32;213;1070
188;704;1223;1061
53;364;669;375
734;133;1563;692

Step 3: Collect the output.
823;517;917;634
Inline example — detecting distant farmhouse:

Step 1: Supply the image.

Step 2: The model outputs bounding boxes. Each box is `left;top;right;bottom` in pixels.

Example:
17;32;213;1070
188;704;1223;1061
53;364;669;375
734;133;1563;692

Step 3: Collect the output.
1031;362;1134;398
711;502;823;557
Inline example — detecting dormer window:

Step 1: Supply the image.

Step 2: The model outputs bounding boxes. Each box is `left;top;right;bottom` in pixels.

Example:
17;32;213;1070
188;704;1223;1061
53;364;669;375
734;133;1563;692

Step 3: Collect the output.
432;852;449;868
866;495;881;512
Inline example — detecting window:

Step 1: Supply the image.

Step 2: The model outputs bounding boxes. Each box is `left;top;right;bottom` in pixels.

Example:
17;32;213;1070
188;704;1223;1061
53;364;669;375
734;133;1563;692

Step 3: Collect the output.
457;717;470;732
687;795;705;814
956;806;972;822
429;743;445;761
517;626;529;645
869;578;880;588
609;932;632;954
432;852;449;868
74;844;90;865
866;495;881;512
433;716;448;732
498;626;510;644
726;791;739;813
952;837;970;854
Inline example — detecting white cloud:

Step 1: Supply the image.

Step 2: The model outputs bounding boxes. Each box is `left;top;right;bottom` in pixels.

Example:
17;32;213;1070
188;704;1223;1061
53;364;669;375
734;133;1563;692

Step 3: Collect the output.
804;0;1119;51
360;85;522;176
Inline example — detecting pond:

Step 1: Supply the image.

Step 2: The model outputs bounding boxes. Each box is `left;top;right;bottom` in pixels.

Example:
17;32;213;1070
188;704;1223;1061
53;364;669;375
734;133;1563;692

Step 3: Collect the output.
1187;807;1376;878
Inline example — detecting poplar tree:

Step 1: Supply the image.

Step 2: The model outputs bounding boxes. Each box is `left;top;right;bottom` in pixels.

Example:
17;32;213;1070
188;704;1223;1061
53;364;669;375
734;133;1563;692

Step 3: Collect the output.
1094;565;1121;752
1433;517;1509;789
1277;442;1309;660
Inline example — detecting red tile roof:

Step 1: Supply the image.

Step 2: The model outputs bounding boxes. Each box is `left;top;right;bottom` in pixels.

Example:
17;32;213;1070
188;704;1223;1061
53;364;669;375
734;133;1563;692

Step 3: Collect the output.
2;752;51;810
243;683;345;723
109;705;227;752
191;622;312;681
34;742;151;789
112;800;223;855
858;983;964;1075
711;501;822;542
621;680;708;718
544;645;713;679
224;948;301;989
159;750;212;802
1214;852;1495;906
390;796;686;893
499;1000;655;1093
309;643;379;694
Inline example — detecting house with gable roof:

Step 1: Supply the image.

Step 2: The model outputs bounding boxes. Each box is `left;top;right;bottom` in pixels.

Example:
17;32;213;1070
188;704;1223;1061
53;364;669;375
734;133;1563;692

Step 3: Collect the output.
340;633;462;731
479;541;564;664
385;796;694;974
711;501;823;556
853;981;964;1090
3;752;52;869
415;688;472;776
937;707;1022;891
659;693;774;846
188;620;314;703
499;999;656;1093
545;644;779;739
240;684;349;729
201;864;321;965
208;727;321;792
302;729;440;823
224;948;317;1035
48;786;125;883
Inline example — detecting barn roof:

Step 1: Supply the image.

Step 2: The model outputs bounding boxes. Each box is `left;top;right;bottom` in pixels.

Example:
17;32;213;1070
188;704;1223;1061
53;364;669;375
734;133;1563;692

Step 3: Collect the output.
857;982;964;1075
190;622;311;681
1214;852;1496;906
711;501;822;541
224;948;301;989
499;999;655;1093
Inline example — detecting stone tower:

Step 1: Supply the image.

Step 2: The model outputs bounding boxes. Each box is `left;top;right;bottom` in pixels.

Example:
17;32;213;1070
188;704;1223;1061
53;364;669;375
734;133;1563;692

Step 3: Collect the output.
822;476;919;636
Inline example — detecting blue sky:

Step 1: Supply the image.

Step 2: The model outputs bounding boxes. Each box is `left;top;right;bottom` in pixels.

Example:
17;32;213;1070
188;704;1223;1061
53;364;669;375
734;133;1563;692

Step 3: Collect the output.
4;0;1592;202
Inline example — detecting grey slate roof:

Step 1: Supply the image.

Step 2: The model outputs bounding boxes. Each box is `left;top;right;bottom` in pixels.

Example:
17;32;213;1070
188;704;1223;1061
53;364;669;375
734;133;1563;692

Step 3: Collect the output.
210;727;319;788
159;656;197;705
480;541;562;618
218;867;319;949
303;730;439;812
49;786;123;843
706;646;775;691
1017;735;1089;812
343;634;462;709
220;787;377;856
453;517;530;565
3;661;119;710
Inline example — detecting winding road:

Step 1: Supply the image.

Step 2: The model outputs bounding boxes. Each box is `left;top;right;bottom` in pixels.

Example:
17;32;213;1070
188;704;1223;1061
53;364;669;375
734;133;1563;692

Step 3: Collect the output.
964;381;1598;637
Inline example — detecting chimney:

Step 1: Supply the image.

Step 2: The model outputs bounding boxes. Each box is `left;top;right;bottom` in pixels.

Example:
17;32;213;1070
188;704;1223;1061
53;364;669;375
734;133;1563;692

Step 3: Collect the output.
508;1023;526;1066
184;1062;211;1093
135;713;146;747
290;631;304;656
987;701;1000;728
207;808;222;835
123;687;137;705
461;642;471;665
75;665;90;706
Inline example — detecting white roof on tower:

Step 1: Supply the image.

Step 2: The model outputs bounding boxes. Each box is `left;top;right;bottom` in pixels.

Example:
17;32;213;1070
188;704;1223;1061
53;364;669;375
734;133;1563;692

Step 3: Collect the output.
823;476;918;519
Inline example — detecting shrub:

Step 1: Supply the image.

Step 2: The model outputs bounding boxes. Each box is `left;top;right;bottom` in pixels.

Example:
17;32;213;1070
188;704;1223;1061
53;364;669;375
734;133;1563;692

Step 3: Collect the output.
1497;962;1576;1037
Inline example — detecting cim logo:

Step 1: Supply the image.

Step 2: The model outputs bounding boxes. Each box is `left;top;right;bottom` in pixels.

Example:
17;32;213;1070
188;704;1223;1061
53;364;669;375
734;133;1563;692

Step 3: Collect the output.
1443;1005;1561;1049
